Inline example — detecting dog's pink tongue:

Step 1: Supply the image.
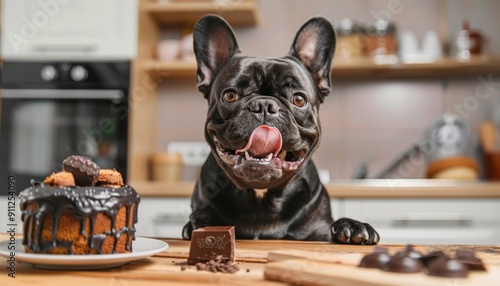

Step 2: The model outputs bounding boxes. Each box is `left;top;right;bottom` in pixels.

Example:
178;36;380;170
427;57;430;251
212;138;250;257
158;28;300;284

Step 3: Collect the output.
236;125;282;158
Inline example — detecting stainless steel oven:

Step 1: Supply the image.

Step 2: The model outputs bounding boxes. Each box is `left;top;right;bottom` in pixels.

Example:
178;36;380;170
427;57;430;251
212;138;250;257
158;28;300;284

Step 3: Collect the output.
0;62;130;194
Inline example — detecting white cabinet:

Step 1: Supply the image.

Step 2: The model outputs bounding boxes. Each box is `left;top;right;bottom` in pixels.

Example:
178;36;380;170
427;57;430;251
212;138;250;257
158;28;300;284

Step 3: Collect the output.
1;0;137;60
336;198;500;245
137;198;344;239
5;194;499;244
135;198;191;238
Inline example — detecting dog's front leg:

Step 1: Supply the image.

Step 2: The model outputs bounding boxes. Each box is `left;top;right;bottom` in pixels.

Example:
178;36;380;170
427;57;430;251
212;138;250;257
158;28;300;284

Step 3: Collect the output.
331;218;380;245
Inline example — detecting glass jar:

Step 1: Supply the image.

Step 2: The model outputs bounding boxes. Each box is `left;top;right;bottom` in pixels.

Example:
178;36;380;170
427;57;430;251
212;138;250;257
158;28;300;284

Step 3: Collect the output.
364;19;398;57
334;18;365;61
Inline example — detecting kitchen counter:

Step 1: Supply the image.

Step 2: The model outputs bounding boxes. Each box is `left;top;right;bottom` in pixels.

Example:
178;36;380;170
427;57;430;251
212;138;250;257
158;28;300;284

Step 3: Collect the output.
2;234;500;285
130;179;500;198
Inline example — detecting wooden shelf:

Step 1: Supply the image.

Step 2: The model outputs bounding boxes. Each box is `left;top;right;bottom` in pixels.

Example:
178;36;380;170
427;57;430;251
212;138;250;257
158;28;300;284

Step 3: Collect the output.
143;56;500;79
131;180;500;198
144;60;197;77
333;56;500;78
142;0;260;27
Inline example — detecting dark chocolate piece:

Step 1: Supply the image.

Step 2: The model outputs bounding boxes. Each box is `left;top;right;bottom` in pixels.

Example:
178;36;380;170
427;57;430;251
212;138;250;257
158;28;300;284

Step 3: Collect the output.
63;155;100;186
188;226;235;265
19;183;140;254
419;250;448;267
359;246;391;268
383;255;424;273
395;244;423;259
427;256;469;278
455;249;487;271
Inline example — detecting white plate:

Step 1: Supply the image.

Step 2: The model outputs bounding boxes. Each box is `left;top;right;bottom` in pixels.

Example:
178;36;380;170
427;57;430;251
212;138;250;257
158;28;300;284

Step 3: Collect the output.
0;237;168;270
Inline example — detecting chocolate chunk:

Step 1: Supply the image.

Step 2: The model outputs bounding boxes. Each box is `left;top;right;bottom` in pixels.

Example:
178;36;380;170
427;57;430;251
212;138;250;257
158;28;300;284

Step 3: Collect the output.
418;250;448;267
188;226;235;265
359;246;391;268
395;245;423;259
63;156;100;186
193;255;239;274
382;255;424;273
455;249;487;271
427;256;469;278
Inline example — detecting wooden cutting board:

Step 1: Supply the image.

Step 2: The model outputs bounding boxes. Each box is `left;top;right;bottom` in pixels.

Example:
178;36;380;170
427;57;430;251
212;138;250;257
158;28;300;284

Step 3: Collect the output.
265;259;500;286
264;247;500;286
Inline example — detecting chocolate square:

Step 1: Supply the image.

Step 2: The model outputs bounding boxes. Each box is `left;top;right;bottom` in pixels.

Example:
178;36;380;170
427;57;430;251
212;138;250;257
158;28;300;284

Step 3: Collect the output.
188;226;235;265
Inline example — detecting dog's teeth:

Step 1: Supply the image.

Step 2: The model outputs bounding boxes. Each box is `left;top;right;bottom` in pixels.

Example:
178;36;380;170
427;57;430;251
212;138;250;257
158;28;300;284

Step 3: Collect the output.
245;151;251;161
265;153;273;162
278;150;286;160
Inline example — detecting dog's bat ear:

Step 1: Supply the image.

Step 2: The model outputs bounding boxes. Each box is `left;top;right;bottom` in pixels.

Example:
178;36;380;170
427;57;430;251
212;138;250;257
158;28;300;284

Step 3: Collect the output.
289;17;336;101
193;15;241;97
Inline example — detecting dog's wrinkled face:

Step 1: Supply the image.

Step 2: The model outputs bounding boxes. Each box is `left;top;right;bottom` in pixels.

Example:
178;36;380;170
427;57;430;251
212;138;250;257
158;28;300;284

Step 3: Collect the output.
193;16;336;190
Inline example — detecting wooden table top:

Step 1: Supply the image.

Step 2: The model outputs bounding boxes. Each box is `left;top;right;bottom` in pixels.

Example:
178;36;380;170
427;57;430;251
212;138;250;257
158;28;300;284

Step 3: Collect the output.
1;234;500;286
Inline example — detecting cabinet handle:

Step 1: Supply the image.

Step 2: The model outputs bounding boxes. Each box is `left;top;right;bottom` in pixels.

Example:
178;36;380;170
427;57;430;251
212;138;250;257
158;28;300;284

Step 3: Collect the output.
31;44;97;52
392;213;473;226
2;89;124;100
152;213;187;223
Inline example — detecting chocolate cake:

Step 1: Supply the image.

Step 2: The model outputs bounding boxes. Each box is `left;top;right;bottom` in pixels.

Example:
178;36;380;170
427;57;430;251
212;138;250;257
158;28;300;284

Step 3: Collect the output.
19;156;140;255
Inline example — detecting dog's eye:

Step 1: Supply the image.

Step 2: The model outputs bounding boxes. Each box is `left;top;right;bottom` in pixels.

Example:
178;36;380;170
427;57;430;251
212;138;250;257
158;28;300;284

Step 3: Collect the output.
292;94;307;107
223;91;240;103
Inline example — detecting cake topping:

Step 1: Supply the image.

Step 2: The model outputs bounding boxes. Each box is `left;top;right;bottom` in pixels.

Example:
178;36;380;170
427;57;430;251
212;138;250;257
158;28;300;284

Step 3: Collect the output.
63;155;100;186
43;171;76;187
96;169;124;187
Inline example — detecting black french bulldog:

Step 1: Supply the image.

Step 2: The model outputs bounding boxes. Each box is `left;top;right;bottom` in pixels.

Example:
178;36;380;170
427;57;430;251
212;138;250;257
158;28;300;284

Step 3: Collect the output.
182;15;379;245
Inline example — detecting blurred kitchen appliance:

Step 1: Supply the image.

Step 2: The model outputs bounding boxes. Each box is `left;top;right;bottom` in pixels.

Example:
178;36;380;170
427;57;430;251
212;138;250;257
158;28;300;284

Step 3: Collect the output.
425;114;478;179
0;61;131;193
353;114;478;180
1;0;137;60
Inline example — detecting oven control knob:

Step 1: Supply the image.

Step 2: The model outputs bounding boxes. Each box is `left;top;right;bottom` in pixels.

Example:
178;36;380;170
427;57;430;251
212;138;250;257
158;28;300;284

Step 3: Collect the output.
70;65;88;82
40;65;58;81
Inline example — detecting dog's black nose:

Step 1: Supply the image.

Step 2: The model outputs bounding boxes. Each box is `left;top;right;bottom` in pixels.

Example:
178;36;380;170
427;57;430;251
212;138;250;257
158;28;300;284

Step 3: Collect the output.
249;99;280;116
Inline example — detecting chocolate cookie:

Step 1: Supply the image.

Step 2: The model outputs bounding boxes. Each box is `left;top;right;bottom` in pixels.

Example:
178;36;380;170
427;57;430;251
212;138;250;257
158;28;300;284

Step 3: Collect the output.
96;169;124;188
43;172;75;187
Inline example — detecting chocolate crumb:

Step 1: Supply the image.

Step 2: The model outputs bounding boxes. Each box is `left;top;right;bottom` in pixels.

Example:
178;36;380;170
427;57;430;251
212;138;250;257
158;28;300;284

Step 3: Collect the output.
180;265;187;271
246;269;250;273
190;255;239;274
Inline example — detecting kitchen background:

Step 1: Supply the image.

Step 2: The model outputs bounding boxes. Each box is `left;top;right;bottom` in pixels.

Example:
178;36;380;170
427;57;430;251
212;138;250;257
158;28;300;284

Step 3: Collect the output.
155;0;500;181
1;0;500;244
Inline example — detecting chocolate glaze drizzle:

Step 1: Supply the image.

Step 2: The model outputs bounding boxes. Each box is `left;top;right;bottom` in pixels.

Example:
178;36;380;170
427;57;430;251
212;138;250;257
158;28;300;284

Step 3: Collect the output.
19;181;140;254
